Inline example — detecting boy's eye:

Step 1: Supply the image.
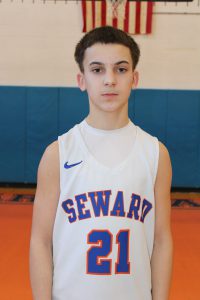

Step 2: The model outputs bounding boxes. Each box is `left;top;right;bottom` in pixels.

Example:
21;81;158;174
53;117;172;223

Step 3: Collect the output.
91;67;103;73
118;67;127;73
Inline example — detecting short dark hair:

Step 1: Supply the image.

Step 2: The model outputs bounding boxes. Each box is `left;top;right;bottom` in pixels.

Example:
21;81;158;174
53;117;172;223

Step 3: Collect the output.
74;26;140;73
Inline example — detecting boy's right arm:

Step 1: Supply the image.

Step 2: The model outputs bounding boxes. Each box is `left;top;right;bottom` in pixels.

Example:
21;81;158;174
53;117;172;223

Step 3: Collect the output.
30;141;60;300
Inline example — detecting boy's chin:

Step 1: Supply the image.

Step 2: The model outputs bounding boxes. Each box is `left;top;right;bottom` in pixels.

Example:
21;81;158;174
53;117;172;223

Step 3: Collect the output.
100;102;126;113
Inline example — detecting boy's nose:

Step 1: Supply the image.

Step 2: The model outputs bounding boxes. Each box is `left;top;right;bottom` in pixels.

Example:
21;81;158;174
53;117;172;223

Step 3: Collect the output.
103;70;116;86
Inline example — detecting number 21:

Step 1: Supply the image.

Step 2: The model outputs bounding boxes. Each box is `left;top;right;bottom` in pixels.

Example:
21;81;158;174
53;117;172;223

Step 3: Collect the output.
87;229;130;275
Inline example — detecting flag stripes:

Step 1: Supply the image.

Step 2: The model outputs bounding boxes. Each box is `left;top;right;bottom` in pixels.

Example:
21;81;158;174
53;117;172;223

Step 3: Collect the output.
82;0;153;34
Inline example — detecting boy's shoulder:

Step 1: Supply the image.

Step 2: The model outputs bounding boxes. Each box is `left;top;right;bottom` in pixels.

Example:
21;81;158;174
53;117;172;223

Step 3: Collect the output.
36;140;59;189
41;140;59;168
46;140;59;154
135;125;159;150
136;125;157;140
136;125;170;159
58;123;79;139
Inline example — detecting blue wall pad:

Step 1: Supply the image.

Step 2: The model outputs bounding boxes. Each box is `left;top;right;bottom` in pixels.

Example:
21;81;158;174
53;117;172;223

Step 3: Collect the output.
0;87;27;181
0;86;200;187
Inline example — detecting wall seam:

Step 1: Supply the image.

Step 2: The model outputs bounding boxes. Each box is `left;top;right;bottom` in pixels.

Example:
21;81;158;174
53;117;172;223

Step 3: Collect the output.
24;87;28;183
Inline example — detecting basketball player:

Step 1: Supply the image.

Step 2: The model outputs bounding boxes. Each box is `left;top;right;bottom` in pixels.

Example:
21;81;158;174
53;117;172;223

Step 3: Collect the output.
30;26;173;300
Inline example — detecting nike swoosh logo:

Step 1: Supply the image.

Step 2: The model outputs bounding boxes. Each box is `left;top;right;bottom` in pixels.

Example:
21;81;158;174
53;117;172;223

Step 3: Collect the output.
64;161;83;169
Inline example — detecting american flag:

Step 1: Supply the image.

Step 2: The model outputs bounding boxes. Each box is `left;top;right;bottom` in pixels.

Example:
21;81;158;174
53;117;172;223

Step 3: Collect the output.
82;0;153;34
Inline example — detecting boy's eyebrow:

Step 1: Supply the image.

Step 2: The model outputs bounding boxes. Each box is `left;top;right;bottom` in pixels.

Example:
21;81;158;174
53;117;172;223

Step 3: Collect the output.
115;60;130;65
89;60;130;66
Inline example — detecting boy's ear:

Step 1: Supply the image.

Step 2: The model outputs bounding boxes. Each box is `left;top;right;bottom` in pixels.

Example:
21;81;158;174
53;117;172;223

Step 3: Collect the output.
77;73;86;91
132;71;139;89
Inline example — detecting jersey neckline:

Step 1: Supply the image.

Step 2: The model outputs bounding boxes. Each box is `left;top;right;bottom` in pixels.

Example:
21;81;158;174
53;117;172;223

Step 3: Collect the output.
81;119;132;136
74;121;139;173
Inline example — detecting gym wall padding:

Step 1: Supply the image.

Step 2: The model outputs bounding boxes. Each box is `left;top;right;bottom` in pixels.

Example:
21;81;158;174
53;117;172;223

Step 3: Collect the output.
0;86;200;187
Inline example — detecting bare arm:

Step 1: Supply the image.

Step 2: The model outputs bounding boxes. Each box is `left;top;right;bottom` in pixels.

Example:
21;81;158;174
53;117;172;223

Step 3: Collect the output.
29;141;60;300
151;142;173;300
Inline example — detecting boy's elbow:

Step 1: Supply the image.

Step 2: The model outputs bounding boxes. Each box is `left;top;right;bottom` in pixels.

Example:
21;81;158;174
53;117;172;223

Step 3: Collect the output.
153;229;173;251
30;232;53;257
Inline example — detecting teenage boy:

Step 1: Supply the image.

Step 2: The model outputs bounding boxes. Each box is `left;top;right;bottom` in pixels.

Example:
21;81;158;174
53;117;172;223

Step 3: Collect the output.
30;26;173;300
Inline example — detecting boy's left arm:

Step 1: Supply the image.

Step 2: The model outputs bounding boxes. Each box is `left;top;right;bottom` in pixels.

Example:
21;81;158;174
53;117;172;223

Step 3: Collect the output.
151;142;173;300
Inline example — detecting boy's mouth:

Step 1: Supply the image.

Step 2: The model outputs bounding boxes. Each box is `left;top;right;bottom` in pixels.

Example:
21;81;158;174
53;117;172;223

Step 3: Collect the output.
101;92;118;96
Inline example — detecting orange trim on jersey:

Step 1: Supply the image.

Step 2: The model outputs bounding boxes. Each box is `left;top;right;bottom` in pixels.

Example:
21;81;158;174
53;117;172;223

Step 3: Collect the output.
86;229;113;275
110;190;126;217
115;229;130;274
75;193;91;221
126;193;141;220
88;190;112;217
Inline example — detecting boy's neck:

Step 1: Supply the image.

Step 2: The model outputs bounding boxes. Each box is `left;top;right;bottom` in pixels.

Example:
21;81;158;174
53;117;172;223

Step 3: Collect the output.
85;112;129;130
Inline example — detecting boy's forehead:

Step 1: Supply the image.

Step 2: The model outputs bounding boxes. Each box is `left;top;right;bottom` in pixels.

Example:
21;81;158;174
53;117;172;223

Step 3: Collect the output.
83;43;132;66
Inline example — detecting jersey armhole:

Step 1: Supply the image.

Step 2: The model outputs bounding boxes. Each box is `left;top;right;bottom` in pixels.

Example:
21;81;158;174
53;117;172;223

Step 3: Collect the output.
153;138;159;185
58;135;64;191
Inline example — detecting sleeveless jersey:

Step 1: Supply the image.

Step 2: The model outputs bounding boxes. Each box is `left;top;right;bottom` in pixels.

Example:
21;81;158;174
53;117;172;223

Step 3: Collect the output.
52;122;159;300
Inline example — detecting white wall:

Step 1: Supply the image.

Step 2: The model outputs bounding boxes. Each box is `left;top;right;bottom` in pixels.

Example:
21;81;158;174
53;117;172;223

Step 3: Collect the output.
0;0;199;89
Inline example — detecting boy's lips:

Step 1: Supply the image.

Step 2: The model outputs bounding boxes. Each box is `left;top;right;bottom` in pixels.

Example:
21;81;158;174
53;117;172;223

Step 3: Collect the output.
101;92;118;96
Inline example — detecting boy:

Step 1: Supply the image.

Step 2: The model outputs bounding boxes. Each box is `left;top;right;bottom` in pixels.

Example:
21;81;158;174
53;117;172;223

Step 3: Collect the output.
30;26;173;300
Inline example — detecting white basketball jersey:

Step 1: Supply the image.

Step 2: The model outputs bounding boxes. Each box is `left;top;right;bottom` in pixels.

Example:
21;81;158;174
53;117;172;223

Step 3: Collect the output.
52;121;159;300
